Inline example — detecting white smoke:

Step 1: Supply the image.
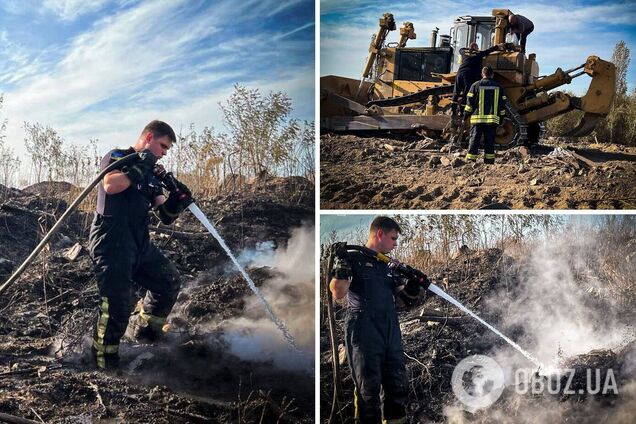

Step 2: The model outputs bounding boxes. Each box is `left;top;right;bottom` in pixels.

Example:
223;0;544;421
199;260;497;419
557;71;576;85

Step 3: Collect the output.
218;225;315;373
443;225;636;422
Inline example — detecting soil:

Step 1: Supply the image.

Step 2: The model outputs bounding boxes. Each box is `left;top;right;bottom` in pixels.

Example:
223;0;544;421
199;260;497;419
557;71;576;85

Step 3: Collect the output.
320;133;636;210
319;248;636;423
0;176;314;423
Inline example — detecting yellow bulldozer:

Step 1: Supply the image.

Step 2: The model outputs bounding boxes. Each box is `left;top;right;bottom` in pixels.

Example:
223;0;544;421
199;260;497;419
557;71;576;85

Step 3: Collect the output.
321;9;616;146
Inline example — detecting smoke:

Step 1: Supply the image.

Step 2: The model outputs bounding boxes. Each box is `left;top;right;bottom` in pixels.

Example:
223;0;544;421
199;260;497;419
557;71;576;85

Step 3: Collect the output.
444;224;636;422
486;228;635;368
212;225;314;373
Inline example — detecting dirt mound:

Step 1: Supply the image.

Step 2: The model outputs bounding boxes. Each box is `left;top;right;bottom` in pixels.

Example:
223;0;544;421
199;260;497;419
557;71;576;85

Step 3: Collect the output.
320;247;636;423
0;176;314;423
320;134;636;209
23;181;79;197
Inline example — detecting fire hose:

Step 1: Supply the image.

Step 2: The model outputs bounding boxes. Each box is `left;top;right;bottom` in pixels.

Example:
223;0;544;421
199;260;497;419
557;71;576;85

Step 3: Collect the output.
0;151;142;297
324;243;429;423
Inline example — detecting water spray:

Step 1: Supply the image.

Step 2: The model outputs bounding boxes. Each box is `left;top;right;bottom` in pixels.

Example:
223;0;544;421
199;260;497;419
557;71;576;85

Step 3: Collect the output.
153;168;302;355
187;203;301;354
339;244;544;369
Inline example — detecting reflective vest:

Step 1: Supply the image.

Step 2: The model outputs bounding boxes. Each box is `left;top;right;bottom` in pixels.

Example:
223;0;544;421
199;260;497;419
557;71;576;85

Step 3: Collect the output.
464;78;507;125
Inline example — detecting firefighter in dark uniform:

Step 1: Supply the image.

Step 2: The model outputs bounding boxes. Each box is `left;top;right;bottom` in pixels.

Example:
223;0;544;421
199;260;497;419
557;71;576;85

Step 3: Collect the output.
464;66;508;164
508;13;534;52
451;42;504;119
329;217;429;424
89;120;192;370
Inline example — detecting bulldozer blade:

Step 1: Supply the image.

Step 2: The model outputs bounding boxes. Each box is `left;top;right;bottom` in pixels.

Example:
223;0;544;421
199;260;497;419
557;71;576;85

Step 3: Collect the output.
366;84;454;107
562;112;603;137
321;89;369;115
322;114;450;132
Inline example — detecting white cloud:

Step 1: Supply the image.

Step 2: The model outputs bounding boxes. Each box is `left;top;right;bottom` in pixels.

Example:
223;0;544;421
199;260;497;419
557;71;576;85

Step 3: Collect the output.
42;0;112;21
2;0;314;171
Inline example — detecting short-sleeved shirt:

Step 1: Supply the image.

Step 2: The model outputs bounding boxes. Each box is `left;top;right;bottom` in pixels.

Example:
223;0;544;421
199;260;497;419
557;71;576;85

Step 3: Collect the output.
335;250;400;313
95;147;163;225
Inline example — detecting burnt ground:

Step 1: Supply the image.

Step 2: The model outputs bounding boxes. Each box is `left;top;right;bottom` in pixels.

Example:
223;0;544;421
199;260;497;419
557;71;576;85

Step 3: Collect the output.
0;175;314;423
320;133;636;210
319;248;636;423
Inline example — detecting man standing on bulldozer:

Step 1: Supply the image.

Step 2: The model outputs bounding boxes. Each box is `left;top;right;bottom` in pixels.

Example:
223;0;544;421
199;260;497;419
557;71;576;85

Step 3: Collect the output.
329;217;430;424
451;42;505;122
464;66;508;164
89;120;193;370
508;12;534;52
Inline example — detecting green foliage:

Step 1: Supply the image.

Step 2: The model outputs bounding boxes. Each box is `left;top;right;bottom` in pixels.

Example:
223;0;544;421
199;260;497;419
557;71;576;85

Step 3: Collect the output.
545;41;636;145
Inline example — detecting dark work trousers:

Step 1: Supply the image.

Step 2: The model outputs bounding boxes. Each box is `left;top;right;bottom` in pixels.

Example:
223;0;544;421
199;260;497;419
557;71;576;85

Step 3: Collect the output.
467;124;497;164
89;214;181;368
345;310;408;424
451;72;478;116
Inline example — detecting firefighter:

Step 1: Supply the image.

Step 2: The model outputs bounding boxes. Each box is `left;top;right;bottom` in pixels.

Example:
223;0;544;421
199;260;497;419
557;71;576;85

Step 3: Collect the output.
329;217;429;424
450;42;505;119
464;65;508;164
89;120;192;370
508;12;534;52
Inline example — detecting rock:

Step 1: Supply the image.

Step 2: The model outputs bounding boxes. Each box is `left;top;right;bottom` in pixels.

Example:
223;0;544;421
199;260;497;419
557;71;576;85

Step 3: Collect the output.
451;158;465;168
0;257;15;275
64;243;84;262
530;178;540;186
440;157;452;167
429;156;441;167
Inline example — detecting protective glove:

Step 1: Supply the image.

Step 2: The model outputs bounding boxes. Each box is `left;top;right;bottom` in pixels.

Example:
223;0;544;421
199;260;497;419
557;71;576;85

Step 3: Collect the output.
397;269;430;307
122;150;157;185
158;182;193;225
329;242;352;280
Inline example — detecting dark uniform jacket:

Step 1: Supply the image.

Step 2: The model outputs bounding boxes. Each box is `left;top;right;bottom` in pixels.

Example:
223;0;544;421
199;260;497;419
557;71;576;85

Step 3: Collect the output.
457;45;499;80
464;78;507;125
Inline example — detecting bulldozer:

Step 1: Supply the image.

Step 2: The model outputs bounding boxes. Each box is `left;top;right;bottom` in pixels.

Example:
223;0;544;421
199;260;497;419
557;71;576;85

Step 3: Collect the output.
320;9;616;146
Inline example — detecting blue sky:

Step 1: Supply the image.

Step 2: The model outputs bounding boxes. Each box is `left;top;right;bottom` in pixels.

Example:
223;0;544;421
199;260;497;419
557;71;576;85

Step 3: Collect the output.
321;0;636;96
0;0;314;162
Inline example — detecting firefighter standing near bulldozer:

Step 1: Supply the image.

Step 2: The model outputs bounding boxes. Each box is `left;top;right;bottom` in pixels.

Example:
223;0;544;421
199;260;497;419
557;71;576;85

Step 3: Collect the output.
450;42;505;120
89;120;193;369
464;65;509;164
329;217;430;424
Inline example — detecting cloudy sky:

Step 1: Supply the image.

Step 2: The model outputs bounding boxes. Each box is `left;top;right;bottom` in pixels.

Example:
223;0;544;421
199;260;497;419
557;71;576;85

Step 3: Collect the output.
0;0;314;161
321;0;636;95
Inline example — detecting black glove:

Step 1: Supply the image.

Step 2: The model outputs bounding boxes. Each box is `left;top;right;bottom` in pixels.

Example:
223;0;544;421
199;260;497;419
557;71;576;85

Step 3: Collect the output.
122;150;157;185
158;183;192;225
329;242;352;280
397;268;430;307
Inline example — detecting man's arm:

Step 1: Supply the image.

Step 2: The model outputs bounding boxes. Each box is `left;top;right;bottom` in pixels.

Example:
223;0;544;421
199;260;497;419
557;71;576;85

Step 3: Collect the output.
329;277;351;299
152;195;167;209
103;170;132;195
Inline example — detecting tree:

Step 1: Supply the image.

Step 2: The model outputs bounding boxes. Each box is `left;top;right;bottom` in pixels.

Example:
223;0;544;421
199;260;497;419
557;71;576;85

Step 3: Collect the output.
23;122;65;183
220;85;300;177
612;40;630;98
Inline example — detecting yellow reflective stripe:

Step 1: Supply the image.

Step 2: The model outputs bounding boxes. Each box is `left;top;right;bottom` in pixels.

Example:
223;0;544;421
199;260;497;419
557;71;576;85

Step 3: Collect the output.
140;304;167;326
354;387;359;420
470;115;500;124
92;340;119;354
383;418;407;424
478;87;485;117
466;153;478;160
500;109;506;115
95;296;110;369
466;92;474;97
464;105;473;112
485;154;496;159
493;87;499;116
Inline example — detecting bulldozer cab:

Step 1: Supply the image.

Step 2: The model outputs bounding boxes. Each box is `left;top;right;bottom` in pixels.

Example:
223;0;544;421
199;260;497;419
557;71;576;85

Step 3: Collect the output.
450;16;496;72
